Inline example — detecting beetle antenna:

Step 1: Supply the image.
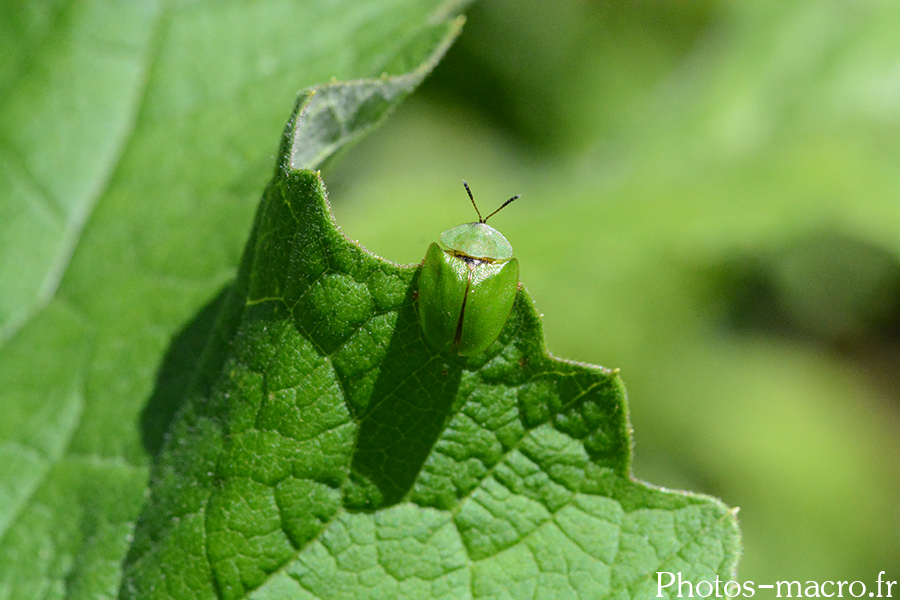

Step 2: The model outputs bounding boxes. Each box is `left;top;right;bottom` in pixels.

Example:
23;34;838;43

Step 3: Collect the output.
483;194;521;223
462;180;484;222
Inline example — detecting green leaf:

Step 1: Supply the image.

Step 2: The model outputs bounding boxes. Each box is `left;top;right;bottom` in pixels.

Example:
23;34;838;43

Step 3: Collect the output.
1;1;741;596
125;89;741;598
0;1;468;598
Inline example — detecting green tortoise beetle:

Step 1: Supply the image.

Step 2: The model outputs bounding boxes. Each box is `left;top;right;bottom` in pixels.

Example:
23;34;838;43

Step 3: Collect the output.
418;181;521;356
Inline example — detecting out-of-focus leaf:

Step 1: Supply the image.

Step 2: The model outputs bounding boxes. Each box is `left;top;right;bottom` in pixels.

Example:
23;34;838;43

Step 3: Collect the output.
0;1;469;597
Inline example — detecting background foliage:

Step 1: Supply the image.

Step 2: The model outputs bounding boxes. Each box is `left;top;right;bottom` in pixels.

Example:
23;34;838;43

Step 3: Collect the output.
326;0;900;584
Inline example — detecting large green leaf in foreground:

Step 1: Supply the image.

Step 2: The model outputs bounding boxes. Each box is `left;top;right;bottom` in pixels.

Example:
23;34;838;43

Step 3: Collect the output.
123;88;741;599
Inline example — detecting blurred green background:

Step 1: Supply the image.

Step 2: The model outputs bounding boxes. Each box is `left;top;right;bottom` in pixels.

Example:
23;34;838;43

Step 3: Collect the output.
325;0;900;585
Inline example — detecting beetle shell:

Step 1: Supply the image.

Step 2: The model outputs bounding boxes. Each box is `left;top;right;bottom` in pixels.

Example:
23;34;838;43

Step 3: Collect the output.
418;239;519;356
440;222;513;261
